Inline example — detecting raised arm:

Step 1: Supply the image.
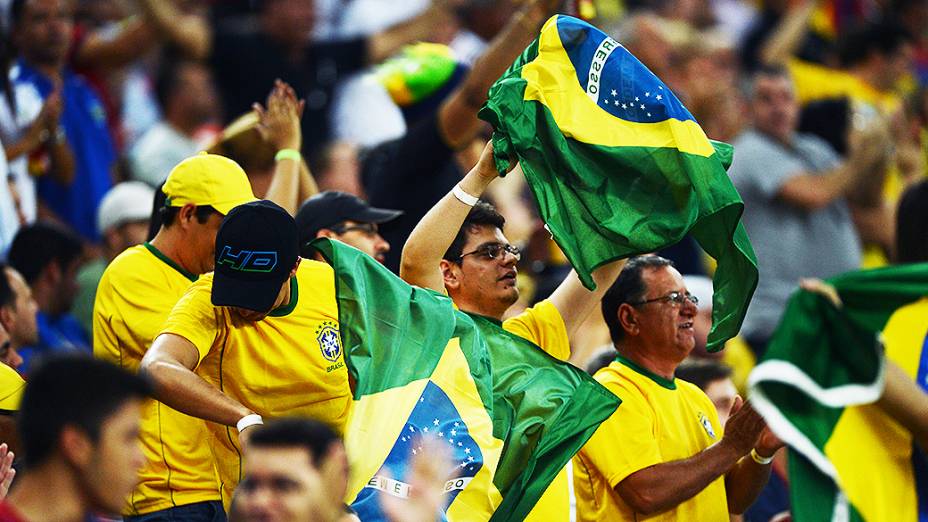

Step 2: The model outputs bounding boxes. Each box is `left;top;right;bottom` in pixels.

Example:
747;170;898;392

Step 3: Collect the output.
139;0;211;60
257;80;318;215
140;333;254;427
759;0;817;66
400;141;500;291
367;0;457;65
548;260;625;338
438;0;558;148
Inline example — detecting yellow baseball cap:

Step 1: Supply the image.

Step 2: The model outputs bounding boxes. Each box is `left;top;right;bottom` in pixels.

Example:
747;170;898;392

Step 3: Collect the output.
162;152;256;215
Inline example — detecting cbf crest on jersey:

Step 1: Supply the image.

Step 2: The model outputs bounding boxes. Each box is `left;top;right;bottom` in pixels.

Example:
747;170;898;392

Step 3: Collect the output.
315;321;342;362
698;412;716;439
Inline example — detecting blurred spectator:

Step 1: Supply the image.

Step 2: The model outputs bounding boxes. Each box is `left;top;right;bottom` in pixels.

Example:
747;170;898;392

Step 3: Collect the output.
0;355;150;522
296;190;402;264
73;181;153;337
207;0;457;155
729;66;890;356
7;222;88;372
0;149;17;254
1;13;74;232
128;60;219;187
235;418;350;522
0;263;35;371
11;0;114;243
896;179;928;263
674;359;737;427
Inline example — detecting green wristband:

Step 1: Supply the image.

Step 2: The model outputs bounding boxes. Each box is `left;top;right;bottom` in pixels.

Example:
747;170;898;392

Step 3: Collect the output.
275;148;301;162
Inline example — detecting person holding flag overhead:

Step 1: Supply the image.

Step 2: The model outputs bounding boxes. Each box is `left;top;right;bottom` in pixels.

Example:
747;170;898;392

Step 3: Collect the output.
400;143;626;521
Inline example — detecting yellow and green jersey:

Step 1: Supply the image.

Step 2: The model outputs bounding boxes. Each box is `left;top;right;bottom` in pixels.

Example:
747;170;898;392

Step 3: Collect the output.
160;259;352;507
93;243;220;515
573;357;728;521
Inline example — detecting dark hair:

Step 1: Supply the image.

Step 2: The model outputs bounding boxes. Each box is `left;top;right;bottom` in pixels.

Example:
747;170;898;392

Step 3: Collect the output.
159;204;218;229
154;59;201;112
837;20;912;69
7;222;83;285
748;64;791;98
249;418;340;466
586;349;617;376
674;359;733;391
896;179;928;263
442;201;506;262
0;262;12;309
601;255;675;344
9;0;25;27
18;355;151;467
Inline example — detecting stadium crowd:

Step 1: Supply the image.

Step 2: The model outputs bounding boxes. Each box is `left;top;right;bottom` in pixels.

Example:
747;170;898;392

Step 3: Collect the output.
0;0;926;520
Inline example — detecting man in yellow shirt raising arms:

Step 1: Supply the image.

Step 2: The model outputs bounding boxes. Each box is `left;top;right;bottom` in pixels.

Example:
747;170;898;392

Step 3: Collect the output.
399;142;625;521
573;255;783;521
140;200;352;509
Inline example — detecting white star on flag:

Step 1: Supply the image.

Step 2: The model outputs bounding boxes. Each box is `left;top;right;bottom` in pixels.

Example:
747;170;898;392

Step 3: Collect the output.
635;96;639;101
433;419;440;426
408;426;415;432
645;92;650;97
453;422;459;427
640;104;645;109
448;439;454;445
450;429;457;436
464;448;471;454
423;427;429;433
412;449;417;455
438;432;444;437
621;103;627;109
468;456;474;462
611;89;617;96
402;437;407;442
460;462;468;468
647;113;651;117
656;94;663;100
458;442;462;446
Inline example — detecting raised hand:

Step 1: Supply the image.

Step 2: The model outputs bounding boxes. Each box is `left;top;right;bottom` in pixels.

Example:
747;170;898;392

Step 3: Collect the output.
253;79;305;152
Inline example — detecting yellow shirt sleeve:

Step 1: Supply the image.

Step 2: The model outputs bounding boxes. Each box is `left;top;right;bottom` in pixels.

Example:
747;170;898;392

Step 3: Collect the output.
160;275;223;365
0;364;24;411
582;379;662;487
502;299;570;361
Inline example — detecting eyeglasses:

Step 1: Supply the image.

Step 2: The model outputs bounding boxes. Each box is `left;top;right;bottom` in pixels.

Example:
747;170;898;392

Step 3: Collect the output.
330;222;379;236
458;243;522;262
630;291;698;307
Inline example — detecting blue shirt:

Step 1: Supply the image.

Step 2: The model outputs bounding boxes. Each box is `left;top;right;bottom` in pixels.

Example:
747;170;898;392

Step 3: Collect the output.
18;310;91;375
13;61;114;242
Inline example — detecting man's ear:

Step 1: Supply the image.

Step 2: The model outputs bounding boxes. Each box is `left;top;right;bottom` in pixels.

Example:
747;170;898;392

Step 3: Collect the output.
177;203;198;229
0;306;11;331
439;259;459;291
59;425;93;468
618;303;640;337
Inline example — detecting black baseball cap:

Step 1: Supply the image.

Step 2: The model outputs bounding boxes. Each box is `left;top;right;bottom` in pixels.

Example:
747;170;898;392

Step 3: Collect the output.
295;191;402;252
212;200;299;313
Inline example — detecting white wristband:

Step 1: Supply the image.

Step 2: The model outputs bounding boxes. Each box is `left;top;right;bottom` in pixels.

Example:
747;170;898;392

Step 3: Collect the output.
750;448;774;465
236;414;264;433
452;184;479;206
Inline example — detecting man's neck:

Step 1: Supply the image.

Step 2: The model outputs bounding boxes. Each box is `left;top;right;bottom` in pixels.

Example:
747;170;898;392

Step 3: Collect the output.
164;110;199;139
6;463;87;522
150;228;198;276
615;343;679;381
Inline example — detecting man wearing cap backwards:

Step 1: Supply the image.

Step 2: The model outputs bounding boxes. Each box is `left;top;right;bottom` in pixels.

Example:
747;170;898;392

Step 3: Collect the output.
400;142;627;521
141;200;351;510
295;191;402;264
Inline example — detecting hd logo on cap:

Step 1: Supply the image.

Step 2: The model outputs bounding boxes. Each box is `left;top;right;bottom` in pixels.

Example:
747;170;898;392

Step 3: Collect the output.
217;246;278;272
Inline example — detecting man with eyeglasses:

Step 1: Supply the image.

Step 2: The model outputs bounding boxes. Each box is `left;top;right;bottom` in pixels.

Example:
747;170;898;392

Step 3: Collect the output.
295;191;402;265
400;142;626;520
572;255;783;521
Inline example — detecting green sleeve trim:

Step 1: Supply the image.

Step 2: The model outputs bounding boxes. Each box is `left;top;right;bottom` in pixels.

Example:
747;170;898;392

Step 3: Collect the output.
268;276;298;317
143;242;198;283
615;354;677;390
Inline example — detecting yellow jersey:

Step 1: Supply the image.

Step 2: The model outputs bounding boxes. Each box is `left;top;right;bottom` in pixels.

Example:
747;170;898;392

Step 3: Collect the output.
573;357;728;522
503;300;573;521
0;363;24;412
160;259;352;507
93;243;220;515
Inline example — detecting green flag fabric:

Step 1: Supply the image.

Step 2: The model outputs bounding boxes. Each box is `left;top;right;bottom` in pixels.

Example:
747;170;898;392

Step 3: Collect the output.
477;15;757;352
311;238;621;522
748;263;928;521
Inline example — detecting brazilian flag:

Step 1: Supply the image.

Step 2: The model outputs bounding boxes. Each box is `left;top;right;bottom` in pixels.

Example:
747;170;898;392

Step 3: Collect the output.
749;263;928;521
312;239;621;522
479;15;757;351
